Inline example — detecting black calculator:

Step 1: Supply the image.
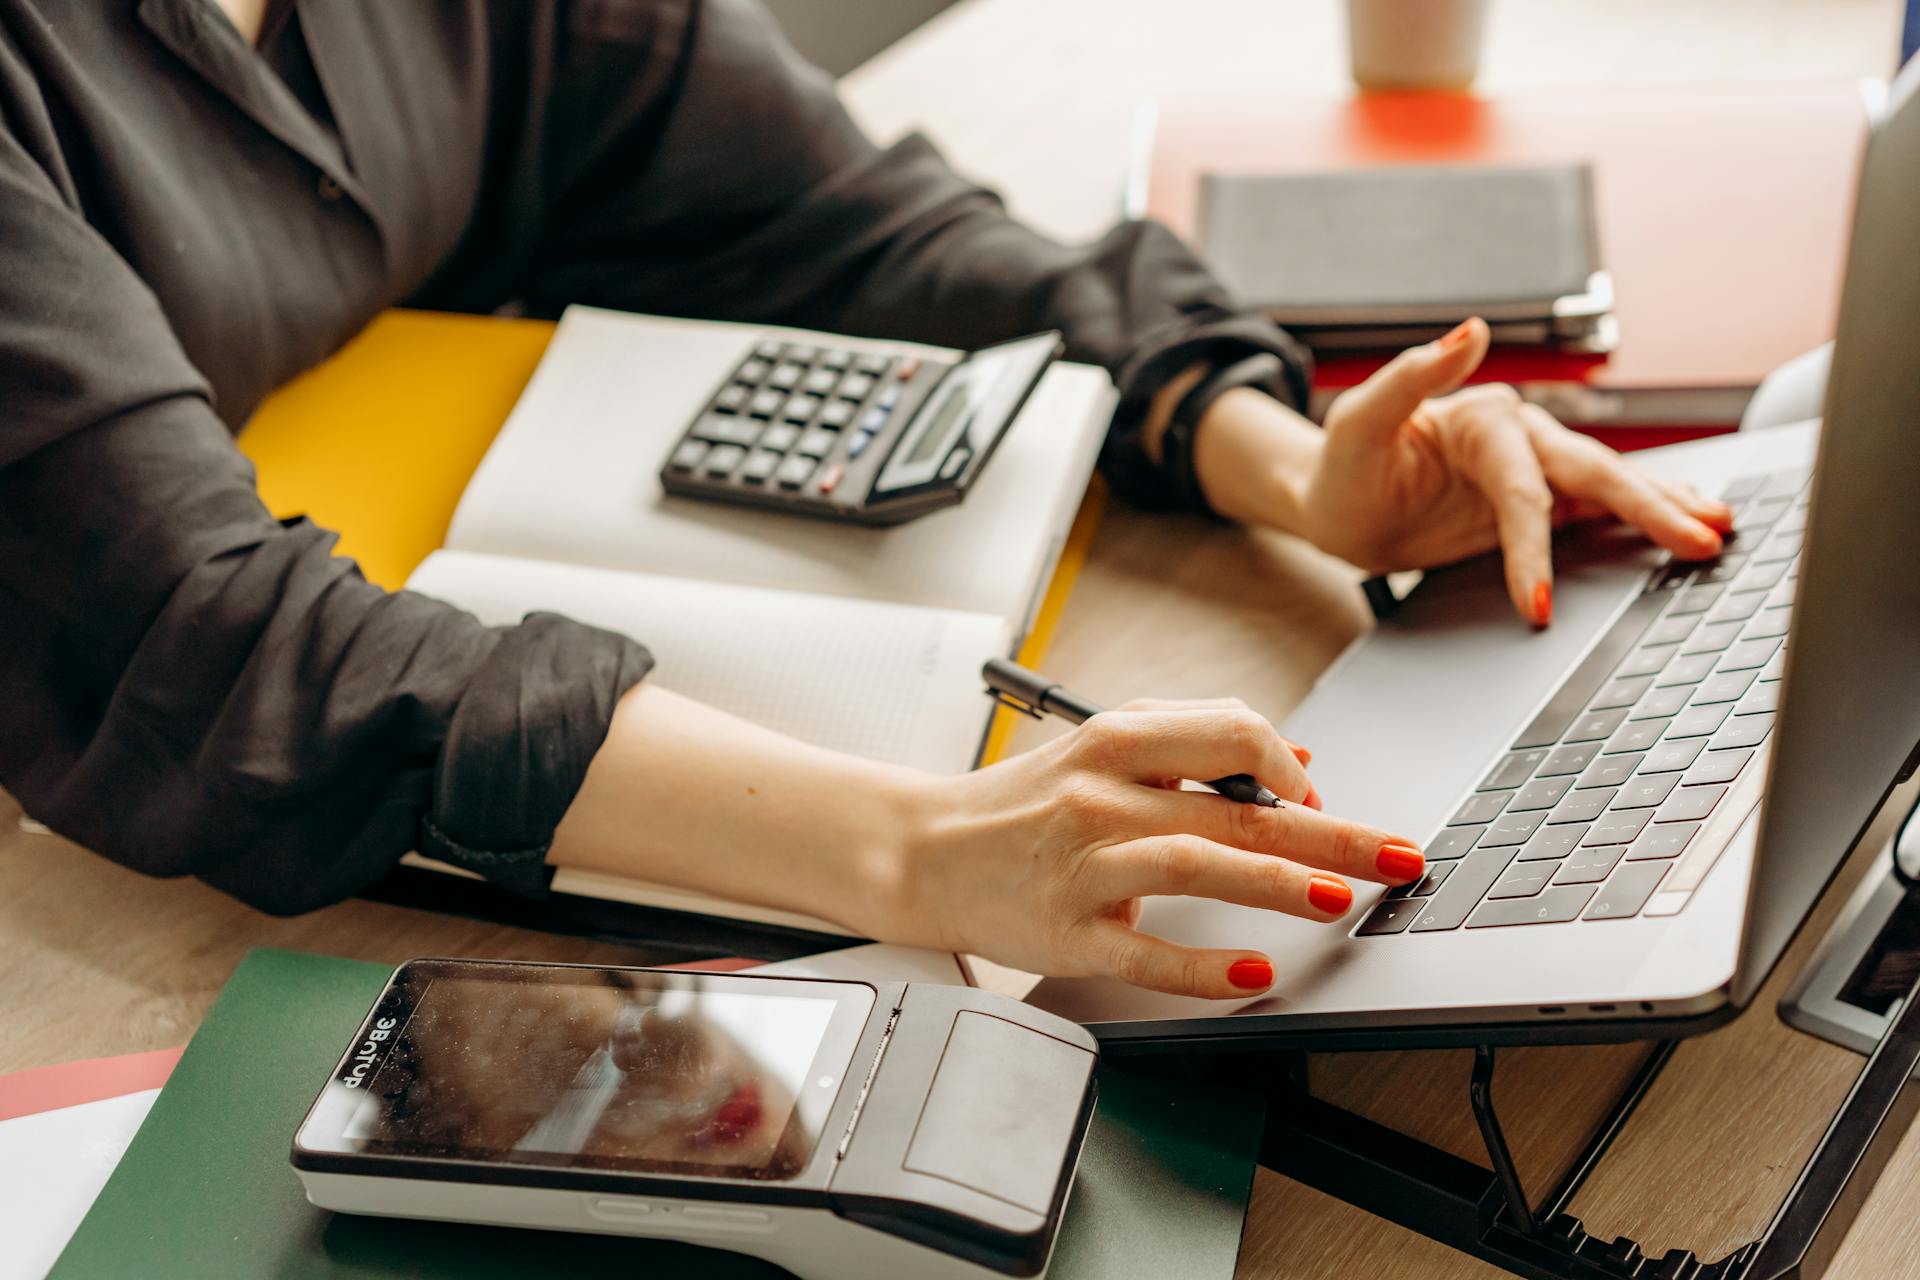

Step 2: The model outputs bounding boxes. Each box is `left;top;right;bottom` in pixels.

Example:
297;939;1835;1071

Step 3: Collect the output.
660;331;1063;526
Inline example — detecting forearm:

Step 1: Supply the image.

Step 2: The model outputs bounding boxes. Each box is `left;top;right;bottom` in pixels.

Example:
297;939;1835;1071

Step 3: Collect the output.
549;683;923;939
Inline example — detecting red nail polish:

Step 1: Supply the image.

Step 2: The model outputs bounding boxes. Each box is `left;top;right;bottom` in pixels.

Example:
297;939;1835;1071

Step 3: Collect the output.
1377;843;1425;882
1227;958;1274;990
1304;785;1323;811
1439;318;1476;351
1705;504;1736;532
1307;877;1354;916
1532;581;1553;628
1286;738;1313;766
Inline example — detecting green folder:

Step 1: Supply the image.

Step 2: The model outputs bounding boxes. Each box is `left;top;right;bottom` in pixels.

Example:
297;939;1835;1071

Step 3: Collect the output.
53;949;1260;1279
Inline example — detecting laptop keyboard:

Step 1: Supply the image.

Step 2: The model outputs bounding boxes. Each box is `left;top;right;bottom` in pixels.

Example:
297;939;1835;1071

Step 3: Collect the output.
1356;466;1810;938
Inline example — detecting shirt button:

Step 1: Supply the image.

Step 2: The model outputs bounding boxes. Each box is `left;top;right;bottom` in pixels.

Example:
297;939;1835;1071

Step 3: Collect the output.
316;174;345;202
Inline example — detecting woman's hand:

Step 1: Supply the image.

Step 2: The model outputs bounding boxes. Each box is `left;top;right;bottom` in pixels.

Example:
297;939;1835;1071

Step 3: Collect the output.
889;698;1425;999
1184;318;1736;625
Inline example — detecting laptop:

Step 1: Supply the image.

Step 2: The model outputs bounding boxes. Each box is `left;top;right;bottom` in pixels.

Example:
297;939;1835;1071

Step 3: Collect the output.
1028;62;1920;1050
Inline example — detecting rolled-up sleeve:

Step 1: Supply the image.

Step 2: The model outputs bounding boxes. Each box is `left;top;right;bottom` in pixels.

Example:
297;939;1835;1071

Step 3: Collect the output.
0;125;650;914
517;0;1311;512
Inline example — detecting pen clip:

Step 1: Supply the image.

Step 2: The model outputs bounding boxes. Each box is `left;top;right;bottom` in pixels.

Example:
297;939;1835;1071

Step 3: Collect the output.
987;688;1045;720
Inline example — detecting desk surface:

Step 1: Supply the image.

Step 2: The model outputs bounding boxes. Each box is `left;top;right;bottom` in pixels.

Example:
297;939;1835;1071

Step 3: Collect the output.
4;1;1917;1276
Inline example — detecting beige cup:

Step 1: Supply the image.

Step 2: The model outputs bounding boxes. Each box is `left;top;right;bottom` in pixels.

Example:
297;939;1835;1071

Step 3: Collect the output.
1347;0;1490;92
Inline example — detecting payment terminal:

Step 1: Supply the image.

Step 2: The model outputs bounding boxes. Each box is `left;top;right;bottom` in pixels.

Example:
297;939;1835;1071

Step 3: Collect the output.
659;331;1063;525
291;959;1097;1279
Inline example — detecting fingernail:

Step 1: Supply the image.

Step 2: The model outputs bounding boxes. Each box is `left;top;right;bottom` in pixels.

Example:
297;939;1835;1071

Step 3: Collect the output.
1227;957;1274;990
1307;877;1354;916
1532;581;1553;628
1304;784;1323;811
1377;843;1425;882
1438;318;1476;351
1695;526;1725;557
1704;503;1735;532
1285;738;1313;766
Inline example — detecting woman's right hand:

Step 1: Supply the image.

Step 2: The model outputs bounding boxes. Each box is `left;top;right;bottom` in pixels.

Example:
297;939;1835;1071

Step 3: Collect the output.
886;699;1426;1000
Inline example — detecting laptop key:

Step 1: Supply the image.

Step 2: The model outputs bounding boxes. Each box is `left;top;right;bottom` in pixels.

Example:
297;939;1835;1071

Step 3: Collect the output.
1517;823;1589;862
1626;822;1699;861
1427;825;1485;860
1538;742;1603;777
1615;644;1681;679
1584;863;1670;920
1736;683;1780;715
1451;791;1513;826
1667;704;1732;739
1356;897;1425;936
1683;749;1753;786
1480;811;1548;847
1697;555;1750;585
1555;844;1627;885
1393;863;1454;898
1642;613;1700;646
1694;669;1757;705
1742;608;1792;642
1488;864;1556;899
1482;749;1549;791
1680;621;1742;655
1584;811;1654;846
1669;584;1724;616
1611;774;1680;810
1410;846;1521;931
1631;686;1691;720
1579;754;1642;788
1465;886;1597;928
1641;738;1706;774
1656;653;1718;687
1511;776;1575;811
1591;676;1653;710
1721;474;1767;502
1607;718;1671;754
1712;713;1775;750
1565;707;1629;743
1549;789;1615;824
1655;785;1725;823
1705;590;1767;625
1760;647;1788;681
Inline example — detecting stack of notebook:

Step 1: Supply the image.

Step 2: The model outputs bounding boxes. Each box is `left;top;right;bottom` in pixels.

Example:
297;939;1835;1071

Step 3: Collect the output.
1199;162;1615;356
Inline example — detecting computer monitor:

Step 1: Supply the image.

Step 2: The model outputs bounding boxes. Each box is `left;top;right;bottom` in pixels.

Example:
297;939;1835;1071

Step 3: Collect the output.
1738;59;1920;1002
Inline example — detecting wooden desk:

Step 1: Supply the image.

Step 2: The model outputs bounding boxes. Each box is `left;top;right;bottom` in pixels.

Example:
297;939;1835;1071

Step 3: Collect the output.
4;1;1916;1276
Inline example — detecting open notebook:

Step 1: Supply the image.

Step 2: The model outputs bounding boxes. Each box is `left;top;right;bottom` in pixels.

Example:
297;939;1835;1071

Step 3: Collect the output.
400;307;1116;936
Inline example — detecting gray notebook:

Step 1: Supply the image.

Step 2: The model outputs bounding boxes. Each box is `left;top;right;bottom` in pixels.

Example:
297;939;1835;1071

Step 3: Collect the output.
1200;163;1609;344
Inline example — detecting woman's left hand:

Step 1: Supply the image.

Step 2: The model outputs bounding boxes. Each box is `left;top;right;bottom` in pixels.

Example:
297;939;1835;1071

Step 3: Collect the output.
1187;317;1737;625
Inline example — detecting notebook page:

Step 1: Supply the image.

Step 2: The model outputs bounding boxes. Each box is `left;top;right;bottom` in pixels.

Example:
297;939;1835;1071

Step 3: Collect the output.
443;308;1112;624
408;550;1010;774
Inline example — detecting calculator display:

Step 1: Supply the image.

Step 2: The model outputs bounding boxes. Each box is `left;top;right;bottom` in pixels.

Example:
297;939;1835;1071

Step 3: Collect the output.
905;384;970;467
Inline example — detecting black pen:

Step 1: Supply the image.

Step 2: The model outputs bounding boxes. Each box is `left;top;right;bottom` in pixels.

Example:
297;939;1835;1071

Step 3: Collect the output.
982;658;1282;807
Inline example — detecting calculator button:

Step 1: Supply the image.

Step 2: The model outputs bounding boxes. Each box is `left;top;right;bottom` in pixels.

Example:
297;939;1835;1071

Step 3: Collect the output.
752;341;782;361
784;395;822;423
715;384;749;412
740;358;772;382
768;363;803;390
759;423;800;452
668;439;708;470
782;344;820;363
877;385;900;409
839;373;876;401
737;449;782;482
859;407;888;433
847;433;872;459
897;355;922;379
692;414;759;446
818;400;854;429
819;348;851;370
853;353;889;376
748;389;783;417
774;455;816;488
796;429;836;458
803;369;838;396
816;462;845;494
702;443;746;475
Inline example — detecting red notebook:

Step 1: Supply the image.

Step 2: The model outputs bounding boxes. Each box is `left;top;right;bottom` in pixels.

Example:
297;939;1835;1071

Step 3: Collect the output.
1144;83;1870;440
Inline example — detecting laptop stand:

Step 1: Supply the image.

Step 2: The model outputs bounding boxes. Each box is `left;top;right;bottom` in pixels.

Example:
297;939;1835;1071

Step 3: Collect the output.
1169;838;1920;1278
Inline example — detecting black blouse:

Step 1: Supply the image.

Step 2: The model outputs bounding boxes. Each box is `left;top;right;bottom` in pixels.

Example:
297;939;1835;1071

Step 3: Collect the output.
0;0;1308;913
